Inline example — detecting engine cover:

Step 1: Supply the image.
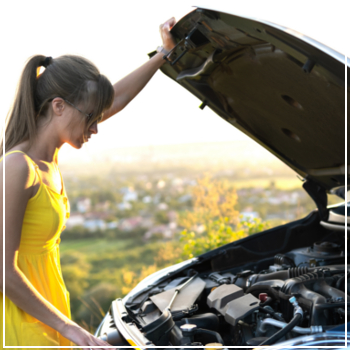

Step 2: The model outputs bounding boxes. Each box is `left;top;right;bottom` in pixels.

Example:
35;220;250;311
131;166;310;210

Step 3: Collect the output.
224;294;260;326
207;285;260;326
207;284;244;314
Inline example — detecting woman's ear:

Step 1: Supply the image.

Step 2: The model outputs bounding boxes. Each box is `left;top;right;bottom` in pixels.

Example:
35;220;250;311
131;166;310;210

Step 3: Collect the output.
51;97;65;116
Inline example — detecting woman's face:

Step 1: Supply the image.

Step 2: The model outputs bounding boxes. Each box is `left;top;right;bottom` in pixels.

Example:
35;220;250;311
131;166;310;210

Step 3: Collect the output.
59;99;98;149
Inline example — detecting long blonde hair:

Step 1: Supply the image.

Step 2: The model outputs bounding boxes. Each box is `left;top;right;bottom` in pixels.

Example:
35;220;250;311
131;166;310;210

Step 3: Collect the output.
1;55;114;154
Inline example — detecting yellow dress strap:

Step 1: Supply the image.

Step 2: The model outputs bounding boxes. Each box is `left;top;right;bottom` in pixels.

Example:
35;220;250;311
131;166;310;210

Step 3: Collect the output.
0;150;29;162
0;150;41;182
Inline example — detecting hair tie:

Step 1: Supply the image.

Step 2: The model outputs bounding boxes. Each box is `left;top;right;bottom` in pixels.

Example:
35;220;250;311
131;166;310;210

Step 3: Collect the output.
42;56;52;68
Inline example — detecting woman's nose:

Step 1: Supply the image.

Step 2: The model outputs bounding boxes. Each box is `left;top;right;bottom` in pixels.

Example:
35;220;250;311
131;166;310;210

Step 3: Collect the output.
89;121;98;134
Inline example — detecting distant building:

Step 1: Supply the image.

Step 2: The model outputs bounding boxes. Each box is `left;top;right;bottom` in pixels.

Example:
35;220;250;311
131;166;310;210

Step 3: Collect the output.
123;191;138;202
120;187;138;202
77;198;91;213
119;216;143;231
142;195;152;203
158;202;168;211
144;223;177;240
84;219;106;231
240;211;259;221
178;194;192;203
140;217;154;229
106;221;119;229
117;202;132;211
66;213;84;228
95;201;111;211
66;211;117;231
153;194;161;204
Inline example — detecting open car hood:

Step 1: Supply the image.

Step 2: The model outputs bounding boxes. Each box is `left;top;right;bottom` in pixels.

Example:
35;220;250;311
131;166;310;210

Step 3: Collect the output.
158;7;348;192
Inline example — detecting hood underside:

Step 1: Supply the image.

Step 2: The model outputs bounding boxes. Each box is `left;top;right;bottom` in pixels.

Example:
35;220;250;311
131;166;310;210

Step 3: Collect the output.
158;8;347;191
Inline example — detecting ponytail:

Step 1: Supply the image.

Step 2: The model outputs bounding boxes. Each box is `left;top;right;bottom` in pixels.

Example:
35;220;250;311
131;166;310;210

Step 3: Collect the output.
1;55;47;154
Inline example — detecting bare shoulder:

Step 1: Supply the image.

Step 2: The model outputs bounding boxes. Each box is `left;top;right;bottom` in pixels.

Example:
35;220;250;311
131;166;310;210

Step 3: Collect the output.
0;152;37;191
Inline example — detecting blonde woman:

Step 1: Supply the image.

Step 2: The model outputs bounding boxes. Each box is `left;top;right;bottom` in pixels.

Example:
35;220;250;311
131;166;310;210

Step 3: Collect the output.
0;18;176;348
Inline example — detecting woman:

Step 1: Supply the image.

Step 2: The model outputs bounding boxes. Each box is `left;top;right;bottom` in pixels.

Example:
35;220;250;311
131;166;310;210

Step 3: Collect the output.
0;18;176;348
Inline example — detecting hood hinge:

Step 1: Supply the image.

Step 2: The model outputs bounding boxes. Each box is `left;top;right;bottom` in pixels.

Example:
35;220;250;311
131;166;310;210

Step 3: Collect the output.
302;180;328;221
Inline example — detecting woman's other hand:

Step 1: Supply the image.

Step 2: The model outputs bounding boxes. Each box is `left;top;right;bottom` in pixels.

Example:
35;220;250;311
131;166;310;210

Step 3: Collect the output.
159;17;176;52
59;321;111;348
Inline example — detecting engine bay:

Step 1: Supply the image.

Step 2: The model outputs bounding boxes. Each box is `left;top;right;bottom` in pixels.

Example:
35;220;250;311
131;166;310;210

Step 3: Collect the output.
99;230;348;347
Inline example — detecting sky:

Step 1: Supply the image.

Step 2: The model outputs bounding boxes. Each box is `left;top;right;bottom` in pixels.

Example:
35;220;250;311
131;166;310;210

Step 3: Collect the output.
0;0;348;164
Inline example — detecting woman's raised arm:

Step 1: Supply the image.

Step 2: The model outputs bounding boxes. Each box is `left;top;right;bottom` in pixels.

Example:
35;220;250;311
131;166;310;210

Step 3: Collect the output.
101;17;176;121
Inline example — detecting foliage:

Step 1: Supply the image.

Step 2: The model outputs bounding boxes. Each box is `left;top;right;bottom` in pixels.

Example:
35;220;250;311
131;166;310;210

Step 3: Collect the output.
77;283;120;331
180;219;246;259
179;174;239;230
179;213;270;259
60;252;91;315
154;210;169;224
153;241;183;266
241;216;271;235
178;175;270;259
63;226;104;240
119;265;159;295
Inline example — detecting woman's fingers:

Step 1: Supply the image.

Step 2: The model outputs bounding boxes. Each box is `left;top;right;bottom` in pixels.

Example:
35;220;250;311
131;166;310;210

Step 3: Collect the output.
88;336;111;349
159;17;176;31
89;335;110;345
60;321;112;348
159;17;176;51
82;332;111;348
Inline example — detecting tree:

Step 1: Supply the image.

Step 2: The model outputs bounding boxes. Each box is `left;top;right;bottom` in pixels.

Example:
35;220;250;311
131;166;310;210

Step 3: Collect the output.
179;174;239;231
179;174;269;259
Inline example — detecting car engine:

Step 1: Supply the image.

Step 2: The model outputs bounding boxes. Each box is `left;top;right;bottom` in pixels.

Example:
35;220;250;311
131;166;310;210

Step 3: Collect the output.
99;238;348;347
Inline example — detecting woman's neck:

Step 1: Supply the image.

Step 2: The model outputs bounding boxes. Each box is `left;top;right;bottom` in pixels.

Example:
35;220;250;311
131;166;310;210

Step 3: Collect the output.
17;135;61;164
28;118;65;163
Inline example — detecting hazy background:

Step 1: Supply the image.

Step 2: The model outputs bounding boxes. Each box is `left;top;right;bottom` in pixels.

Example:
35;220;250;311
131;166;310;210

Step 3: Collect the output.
1;0;348;165
1;0;347;331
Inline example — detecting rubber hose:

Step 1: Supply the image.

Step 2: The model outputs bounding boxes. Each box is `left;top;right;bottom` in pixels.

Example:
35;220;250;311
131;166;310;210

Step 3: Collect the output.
251;267;308;284
176;313;219;331
258;313;302;346
335;274;345;289
258;307;284;322
314;302;349;310
195;328;224;345
335;272;350;290
246;285;281;300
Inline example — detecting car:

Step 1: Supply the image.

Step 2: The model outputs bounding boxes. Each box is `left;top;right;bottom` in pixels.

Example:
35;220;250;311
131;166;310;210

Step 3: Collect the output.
94;6;348;348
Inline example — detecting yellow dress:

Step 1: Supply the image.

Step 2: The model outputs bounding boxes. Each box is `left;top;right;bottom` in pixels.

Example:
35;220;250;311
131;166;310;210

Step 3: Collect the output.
0;151;72;348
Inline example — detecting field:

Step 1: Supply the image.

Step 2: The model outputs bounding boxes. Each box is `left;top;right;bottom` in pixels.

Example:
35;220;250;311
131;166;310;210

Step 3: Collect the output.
60;237;135;254
60;235;165;331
